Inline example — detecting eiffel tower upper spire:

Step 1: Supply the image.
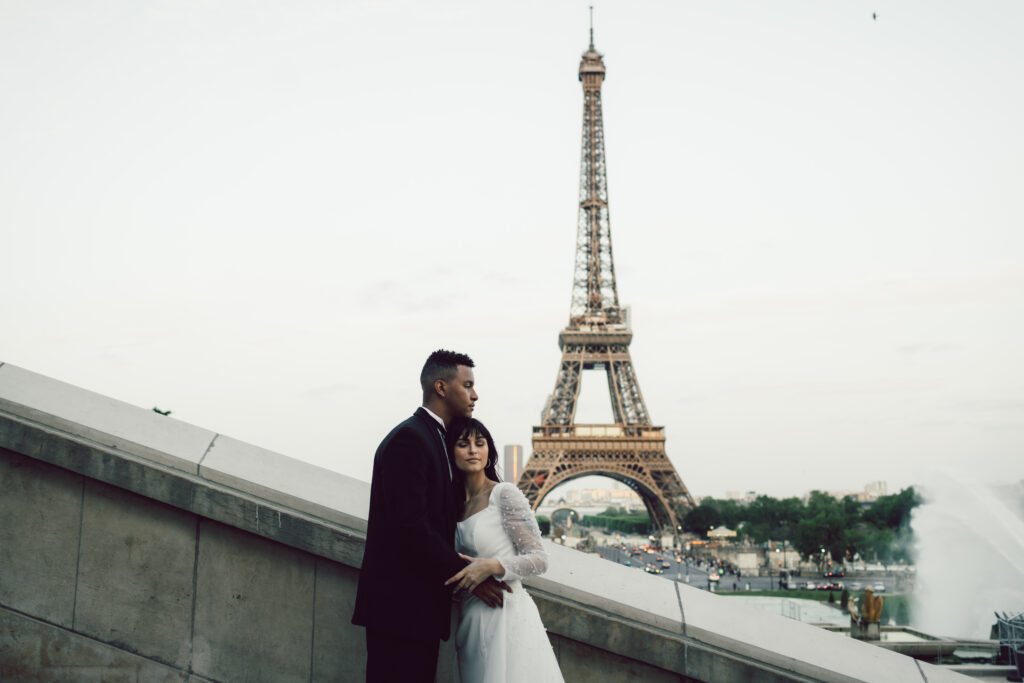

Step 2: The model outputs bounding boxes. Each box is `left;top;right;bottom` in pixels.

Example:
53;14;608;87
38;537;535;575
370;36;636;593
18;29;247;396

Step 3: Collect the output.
571;24;620;327
588;5;595;50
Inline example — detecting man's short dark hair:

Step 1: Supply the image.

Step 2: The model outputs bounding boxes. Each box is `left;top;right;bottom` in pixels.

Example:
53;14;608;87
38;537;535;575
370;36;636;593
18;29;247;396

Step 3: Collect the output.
420;349;475;396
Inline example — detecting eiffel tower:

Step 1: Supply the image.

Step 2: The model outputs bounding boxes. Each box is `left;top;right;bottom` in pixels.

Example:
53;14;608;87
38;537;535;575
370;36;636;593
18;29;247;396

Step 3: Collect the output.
516;27;697;537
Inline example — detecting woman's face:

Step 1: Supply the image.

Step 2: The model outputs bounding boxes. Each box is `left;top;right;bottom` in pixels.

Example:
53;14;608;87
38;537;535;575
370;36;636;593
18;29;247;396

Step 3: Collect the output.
453;429;488;474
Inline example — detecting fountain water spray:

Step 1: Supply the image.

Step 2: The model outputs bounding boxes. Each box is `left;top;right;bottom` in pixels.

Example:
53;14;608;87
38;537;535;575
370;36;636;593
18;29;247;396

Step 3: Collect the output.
911;468;1024;638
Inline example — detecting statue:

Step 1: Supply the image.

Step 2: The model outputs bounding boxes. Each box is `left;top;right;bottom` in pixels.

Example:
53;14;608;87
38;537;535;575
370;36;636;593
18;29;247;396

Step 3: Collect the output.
848;589;884;641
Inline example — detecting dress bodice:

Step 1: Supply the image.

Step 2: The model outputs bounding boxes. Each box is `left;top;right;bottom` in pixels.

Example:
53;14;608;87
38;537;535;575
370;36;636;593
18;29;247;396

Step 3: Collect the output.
456;499;513;560
455;482;548;583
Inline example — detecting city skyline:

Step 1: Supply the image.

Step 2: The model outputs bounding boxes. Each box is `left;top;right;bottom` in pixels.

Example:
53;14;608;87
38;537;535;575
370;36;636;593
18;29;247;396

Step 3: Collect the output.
2;2;1022;499
535;475;896;506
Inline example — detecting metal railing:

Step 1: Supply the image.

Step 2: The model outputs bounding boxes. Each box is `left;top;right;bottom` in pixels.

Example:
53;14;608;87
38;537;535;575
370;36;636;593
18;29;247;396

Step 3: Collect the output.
995;611;1024;680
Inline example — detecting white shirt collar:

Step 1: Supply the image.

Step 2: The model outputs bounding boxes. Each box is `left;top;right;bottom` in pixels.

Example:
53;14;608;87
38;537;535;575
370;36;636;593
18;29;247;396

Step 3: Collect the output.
421;405;446;431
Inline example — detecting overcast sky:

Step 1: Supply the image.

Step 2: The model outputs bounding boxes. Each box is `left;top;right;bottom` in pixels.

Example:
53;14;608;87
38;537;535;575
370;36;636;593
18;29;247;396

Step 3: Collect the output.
3;1;1022;501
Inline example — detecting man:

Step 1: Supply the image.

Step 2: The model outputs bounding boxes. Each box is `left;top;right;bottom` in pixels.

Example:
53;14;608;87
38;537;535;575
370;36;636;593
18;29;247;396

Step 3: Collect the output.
352;349;510;682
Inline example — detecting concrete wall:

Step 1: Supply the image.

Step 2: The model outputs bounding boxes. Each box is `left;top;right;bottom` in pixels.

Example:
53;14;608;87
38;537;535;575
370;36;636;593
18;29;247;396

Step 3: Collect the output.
0;364;971;682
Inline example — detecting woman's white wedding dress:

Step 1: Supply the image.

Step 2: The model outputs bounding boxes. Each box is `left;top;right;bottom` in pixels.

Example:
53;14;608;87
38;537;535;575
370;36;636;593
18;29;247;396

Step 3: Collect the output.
454;482;564;683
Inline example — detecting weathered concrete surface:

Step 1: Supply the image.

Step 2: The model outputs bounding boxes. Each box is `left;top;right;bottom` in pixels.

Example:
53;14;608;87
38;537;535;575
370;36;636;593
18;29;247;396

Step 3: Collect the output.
0;363;974;682
550;634;689;682
192;520;315;682
310;559;365;682
0;606;212;683
531;544;687;674
75;479;197;669
0;367;368;569
201;434;369;532
0;452;81;629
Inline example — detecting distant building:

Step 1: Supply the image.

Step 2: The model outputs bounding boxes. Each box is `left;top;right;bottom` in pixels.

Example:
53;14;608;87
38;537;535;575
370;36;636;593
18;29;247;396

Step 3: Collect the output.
862;480;888;501
503;444;523;483
806;481;890;504
707;526;737;542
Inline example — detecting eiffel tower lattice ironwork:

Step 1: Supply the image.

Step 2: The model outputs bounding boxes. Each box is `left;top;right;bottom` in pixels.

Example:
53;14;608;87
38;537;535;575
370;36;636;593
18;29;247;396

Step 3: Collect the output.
516;30;697;536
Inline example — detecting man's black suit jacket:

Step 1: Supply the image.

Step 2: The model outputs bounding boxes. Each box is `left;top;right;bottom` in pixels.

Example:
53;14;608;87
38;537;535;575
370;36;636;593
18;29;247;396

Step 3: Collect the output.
352;408;466;642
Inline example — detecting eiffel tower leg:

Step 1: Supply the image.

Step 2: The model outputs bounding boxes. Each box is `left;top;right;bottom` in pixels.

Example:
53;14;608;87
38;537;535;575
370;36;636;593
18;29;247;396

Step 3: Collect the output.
544;358;583;426
608;359;650;427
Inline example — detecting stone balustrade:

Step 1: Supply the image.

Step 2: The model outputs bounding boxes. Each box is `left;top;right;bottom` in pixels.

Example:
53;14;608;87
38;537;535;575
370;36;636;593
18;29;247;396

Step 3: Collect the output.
0;363;969;682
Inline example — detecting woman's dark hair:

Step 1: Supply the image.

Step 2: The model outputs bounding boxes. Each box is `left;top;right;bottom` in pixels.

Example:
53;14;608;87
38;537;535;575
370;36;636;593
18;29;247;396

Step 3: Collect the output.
445;417;501;485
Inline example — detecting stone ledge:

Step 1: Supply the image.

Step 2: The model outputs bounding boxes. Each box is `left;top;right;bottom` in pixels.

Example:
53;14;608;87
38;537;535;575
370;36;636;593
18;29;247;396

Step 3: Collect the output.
0;362;973;682
531;543;684;635
200;434;368;532
0;413;366;569
0;364;215;475
0;365;371;532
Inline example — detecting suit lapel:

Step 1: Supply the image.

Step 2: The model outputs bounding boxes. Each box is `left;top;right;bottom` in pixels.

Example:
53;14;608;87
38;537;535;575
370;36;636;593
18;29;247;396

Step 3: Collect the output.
414;409;460;529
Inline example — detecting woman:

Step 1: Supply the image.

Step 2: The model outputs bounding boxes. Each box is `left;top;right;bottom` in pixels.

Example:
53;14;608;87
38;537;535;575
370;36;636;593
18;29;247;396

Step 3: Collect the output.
444;418;564;683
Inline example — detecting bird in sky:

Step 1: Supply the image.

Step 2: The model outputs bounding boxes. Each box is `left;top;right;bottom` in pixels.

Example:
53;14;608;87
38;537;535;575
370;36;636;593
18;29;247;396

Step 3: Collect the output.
152;407;172;416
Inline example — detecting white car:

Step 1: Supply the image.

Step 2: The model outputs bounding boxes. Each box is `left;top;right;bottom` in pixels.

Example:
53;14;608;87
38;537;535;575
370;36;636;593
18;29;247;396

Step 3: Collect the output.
871;583;886;592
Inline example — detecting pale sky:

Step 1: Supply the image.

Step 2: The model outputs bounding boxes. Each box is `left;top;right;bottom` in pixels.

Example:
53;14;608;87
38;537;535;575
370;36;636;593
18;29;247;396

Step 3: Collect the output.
3;1;1022;501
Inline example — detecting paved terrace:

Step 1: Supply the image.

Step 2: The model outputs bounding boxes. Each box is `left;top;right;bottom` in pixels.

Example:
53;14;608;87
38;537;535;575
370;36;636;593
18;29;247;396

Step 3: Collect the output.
0;363;970;682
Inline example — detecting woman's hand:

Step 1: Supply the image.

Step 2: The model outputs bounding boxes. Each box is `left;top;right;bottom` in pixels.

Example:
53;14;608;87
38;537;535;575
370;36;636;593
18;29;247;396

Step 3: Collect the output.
444;554;505;594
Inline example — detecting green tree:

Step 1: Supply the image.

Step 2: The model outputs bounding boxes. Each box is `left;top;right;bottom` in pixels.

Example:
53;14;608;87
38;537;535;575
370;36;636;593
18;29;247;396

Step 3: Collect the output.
681;488;919;568
583;512;651;535
536;516;550;535
683;504;722;536
701;497;746;531
863;487;918;530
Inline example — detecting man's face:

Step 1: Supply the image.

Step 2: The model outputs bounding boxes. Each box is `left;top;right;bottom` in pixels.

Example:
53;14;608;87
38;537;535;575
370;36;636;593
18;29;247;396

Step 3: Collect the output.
442;365;477;419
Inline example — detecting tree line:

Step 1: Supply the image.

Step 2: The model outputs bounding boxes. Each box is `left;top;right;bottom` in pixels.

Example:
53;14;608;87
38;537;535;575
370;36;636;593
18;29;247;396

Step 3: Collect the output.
579;507;652;535
683;487;919;565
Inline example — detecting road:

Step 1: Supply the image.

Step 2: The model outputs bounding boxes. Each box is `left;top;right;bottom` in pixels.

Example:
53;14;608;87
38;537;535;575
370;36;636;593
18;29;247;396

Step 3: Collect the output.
596;544;899;593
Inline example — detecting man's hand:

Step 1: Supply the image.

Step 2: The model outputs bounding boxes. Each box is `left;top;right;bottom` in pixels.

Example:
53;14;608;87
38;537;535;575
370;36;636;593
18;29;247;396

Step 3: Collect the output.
444;554;505;594
470;576;513;608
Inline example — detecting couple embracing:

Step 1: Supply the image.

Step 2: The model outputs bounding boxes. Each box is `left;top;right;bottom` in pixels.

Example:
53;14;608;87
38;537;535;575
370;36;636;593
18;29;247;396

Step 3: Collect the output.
352;350;564;682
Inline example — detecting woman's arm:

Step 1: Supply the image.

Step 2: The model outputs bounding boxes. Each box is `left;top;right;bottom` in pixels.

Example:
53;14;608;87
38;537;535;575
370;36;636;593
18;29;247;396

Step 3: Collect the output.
495;483;549;582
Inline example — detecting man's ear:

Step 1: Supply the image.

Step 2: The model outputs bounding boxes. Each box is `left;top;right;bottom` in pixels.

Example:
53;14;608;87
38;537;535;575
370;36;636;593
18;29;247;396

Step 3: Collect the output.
433;378;447;398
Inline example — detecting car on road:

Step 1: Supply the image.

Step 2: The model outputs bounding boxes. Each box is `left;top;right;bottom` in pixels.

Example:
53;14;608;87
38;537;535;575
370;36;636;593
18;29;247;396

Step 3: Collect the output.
871;583;886;592
805;581;818;590
849;582;863;590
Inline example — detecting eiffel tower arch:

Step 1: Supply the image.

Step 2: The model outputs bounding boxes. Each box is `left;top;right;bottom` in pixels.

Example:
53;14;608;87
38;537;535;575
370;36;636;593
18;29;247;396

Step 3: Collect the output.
517;28;697;537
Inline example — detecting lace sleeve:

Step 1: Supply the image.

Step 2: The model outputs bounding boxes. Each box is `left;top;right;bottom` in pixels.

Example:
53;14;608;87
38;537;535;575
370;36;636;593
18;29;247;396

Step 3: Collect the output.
495;483;549;582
